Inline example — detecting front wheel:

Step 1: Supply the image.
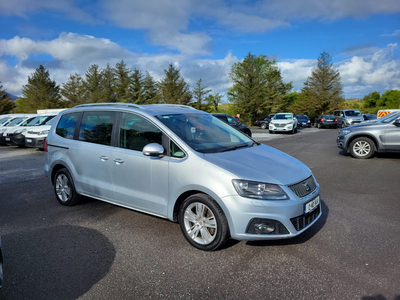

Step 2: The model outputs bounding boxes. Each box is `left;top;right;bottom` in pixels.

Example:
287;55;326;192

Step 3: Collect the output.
179;193;230;251
349;137;376;159
53;168;82;206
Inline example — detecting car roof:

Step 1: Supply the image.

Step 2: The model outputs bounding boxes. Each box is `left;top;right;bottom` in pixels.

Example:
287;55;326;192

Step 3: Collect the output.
67;103;207;117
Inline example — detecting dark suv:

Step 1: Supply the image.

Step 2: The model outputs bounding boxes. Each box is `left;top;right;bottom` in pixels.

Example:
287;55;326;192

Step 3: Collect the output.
212;113;252;137
337;112;400;158
254;115;274;129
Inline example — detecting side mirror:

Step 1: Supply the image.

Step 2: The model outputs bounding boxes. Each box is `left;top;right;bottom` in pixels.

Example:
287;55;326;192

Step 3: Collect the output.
143;143;165;157
393;119;400;126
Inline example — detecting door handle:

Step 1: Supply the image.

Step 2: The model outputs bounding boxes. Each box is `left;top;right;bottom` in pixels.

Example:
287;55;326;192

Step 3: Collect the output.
99;155;109;161
113;158;124;164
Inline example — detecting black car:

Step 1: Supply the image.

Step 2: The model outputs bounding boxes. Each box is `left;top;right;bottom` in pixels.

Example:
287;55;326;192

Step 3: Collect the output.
254;115;274;129
295;115;311;128
316;114;337;129
212;113;252;137
363;114;377;121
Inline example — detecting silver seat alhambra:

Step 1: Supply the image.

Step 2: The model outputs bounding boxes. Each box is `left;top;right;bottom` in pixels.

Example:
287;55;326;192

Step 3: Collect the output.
44;103;321;251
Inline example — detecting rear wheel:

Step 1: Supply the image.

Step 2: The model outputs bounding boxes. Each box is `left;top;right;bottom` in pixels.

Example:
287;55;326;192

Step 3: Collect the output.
317;123;322;129
260;123;267;129
349;137;376;159
179;193;229;251
53;168;82;206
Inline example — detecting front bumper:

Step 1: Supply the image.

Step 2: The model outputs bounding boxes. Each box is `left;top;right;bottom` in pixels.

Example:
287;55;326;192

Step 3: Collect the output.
337;134;350;150
25;136;46;149
0;133;6;146
224;186;321;241
269;123;294;132
5;133;25;146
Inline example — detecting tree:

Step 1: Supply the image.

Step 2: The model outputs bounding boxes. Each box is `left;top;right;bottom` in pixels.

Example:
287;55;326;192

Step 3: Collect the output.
114;60;132;102
130;68;144;104
61;73;86;107
158;63;192;105
192;78;211;110
0;82;16;114
380;90;400;108
83;64;104;103
363;91;380;108
101;64;117;103
142;71;159;104
228;53;292;123
205;93;223;112
301;51;344;115
21;65;62;112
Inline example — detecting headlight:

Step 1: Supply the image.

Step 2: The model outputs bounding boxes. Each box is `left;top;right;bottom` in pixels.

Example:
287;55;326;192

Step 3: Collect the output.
14;129;26;134
232;179;289;200
339;129;352;135
39;130;49;135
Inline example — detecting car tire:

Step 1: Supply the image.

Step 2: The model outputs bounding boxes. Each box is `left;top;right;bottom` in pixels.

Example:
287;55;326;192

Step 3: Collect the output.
317;123;321;129
341;123;345;128
291;127;295;134
349;137;376;159
53;168;82;206
179;193;230;251
261;123;267;129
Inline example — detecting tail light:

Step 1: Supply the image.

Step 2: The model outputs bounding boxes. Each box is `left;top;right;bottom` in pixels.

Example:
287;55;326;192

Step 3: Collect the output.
321;118;324;122
334;118;337;122
44;139;48;152
255;120;258;123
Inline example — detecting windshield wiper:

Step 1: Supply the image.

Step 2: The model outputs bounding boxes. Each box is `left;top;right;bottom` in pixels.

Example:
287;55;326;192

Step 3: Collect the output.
221;144;253;152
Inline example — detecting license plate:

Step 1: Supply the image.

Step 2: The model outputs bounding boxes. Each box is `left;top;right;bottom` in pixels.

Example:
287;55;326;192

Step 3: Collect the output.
5;138;10;141
304;196;320;214
26;139;32;143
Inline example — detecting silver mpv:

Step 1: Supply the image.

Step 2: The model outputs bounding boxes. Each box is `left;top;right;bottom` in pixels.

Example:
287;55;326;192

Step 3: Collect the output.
44;103;321;251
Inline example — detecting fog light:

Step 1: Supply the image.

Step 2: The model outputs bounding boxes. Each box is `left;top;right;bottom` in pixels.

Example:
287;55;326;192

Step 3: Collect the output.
246;218;289;235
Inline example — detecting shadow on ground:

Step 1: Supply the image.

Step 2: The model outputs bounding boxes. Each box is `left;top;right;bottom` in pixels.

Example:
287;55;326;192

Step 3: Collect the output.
0;225;115;300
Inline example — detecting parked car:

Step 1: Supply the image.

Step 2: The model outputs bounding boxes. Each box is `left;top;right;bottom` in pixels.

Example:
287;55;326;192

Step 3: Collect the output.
45;103;321;251
316;115;338;129
362;114;377;122
4;113;56;147
337;112;400;159
0;114;37;146
254;115;274;129
269;113;298;134
25;118;56;149
333;109;364;127
212;113;252;137
295;115;311;128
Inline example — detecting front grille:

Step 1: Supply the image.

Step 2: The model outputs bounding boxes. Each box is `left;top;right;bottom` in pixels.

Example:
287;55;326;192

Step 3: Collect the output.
290;204;320;231
27;131;40;135
274;123;287;127
288;176;316;198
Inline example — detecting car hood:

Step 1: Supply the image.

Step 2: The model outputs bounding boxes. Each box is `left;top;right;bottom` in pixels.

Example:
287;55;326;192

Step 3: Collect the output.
347;121;387;130
270;119;293;124
203;144;311;186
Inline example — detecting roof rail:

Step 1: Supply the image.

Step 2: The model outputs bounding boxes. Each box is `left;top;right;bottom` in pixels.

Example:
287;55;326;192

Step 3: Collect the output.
73;103;142;109
148;104;197;110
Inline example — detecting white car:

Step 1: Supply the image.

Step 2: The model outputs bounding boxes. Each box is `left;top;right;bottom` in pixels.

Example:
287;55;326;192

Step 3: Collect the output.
25;118;56;149
0;114;37;146
269;113;298;134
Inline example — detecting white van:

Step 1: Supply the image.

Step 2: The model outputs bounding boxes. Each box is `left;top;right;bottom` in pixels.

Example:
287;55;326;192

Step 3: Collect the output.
377;109;400;118
0;114;37;146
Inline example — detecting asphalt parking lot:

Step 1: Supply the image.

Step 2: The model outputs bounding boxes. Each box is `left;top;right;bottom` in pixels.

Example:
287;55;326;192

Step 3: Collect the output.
0;127;399;299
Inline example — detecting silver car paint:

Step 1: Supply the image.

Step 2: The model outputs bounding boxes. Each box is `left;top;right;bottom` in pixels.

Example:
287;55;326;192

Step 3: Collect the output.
45;105;321;241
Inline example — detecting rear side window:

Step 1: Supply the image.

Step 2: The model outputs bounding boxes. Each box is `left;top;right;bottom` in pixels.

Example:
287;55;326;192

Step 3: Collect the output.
119;112;162;151
56;113;80;139
79;111;116;146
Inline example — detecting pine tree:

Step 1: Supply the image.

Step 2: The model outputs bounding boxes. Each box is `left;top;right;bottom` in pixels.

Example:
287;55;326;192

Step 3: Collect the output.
142;71;159;104
114;60;132;102
193;78;211;110
21;65;62;112
61;73;86;107
101;64;117;103
0;82;16;114
158;63;191;105
205;93;222;112
228;53;291;123
301;51;344;115
130;68;144;104
83;64;104;103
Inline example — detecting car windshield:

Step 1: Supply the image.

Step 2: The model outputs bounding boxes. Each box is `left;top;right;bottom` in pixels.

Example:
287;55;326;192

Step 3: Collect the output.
8;117;27;126
156;113;255;153
296;115;308;119
273;114;293;120
344;110;362;117
0;117;10;125
46;118;56;125
27;115;55;126
365;114;377;120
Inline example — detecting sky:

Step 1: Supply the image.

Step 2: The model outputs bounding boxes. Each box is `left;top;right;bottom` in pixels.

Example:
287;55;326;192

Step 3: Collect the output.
0;0;399;100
